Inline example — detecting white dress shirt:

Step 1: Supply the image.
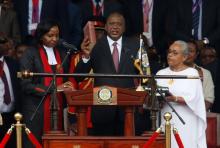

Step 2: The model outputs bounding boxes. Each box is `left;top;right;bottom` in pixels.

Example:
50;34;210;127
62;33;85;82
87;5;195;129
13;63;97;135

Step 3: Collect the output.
82;36;123;63
107;36;122;62
0;57;15;113
28;0;42;33
92;0;104;14
143;0;154;46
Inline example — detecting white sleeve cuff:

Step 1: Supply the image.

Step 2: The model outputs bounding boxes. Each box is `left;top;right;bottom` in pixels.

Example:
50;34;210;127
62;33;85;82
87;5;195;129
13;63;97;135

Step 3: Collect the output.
82;56;90;63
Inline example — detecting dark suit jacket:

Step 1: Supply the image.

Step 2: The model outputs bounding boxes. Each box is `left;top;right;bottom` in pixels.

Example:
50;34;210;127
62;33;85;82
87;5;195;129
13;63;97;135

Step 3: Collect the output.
167;0;220;50
75;36;139;124
78;0;123;27
19;46;69;103
5;56;21;112
13;0;69;41
0;57;20;148
122;0;170;56
19;46;69;146
0;8;21;43
68;1;83;48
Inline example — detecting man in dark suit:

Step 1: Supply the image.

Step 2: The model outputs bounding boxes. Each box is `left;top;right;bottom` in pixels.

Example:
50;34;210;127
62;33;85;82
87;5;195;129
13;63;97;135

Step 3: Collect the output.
12;0;69;42
121;0;170;62
75;12;146;136
0;0;21;44
167;0;220;53
0;35;20;148
76;0;123;27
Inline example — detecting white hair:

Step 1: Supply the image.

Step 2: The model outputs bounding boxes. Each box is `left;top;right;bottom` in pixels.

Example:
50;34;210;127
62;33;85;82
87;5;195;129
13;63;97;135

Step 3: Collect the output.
173;40;189;56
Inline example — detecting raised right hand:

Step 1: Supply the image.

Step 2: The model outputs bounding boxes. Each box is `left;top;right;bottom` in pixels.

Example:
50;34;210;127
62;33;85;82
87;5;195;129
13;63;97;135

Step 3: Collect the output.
81;36;92;58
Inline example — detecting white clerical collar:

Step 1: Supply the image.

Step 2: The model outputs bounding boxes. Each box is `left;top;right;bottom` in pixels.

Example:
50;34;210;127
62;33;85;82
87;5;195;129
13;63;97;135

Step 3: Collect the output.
43;45;57;65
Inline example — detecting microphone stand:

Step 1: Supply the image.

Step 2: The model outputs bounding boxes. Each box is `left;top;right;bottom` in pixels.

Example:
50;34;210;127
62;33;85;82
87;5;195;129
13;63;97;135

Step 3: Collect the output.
154;76;185;125
50;73;58;130
30;47;73;132
146;77;160;131
143;75;185;132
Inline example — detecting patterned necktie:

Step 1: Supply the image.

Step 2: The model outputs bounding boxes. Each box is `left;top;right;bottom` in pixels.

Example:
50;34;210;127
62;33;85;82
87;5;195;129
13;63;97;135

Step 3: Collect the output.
143;0;149;32
32;0;39;23
192;0;200;40
112;42;119;72
0;61;11;105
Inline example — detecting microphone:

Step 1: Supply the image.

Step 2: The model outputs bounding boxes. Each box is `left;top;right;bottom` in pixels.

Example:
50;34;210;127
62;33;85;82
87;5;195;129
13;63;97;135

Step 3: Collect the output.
58;39;78;52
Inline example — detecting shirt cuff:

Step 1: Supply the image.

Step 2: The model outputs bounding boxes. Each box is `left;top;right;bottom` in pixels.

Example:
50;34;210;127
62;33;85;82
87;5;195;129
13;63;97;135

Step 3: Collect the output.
82;55;90;63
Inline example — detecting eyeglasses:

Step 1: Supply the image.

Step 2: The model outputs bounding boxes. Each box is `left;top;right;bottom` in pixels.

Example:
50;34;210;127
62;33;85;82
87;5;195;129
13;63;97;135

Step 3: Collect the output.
167;49;182;56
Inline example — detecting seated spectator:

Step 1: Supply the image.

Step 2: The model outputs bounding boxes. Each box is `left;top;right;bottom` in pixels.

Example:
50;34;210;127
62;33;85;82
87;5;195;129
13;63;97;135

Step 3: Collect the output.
199;47;219;83
14;43;29;60
200;47;220;113
185;40;215;111
200;47;218;66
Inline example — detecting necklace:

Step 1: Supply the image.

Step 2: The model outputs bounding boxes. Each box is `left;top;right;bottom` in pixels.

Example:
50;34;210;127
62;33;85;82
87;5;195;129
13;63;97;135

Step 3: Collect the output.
168;79;174;85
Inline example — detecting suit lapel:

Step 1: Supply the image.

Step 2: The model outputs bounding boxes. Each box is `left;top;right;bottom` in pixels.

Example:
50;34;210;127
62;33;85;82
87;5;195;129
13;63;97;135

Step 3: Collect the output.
4;57;16;91
118;37;130;73
41;0;47;20
102;37;117;72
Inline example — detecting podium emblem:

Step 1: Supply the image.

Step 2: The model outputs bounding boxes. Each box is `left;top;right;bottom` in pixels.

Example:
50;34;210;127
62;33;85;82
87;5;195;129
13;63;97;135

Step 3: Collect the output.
93;86;117;105
98;88;112;101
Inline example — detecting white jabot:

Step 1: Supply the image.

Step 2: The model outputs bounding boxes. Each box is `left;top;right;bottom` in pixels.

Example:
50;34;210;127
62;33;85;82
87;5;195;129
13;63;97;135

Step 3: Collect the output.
43;45;57;65
0;57;15;113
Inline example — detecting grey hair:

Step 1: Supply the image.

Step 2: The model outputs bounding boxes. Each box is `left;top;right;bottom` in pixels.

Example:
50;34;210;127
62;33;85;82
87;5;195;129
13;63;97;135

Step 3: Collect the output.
173;40;189;56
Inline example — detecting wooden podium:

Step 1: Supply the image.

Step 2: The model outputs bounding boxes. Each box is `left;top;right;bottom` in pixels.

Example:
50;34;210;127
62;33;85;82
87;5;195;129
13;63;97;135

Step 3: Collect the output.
43;86;165;148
